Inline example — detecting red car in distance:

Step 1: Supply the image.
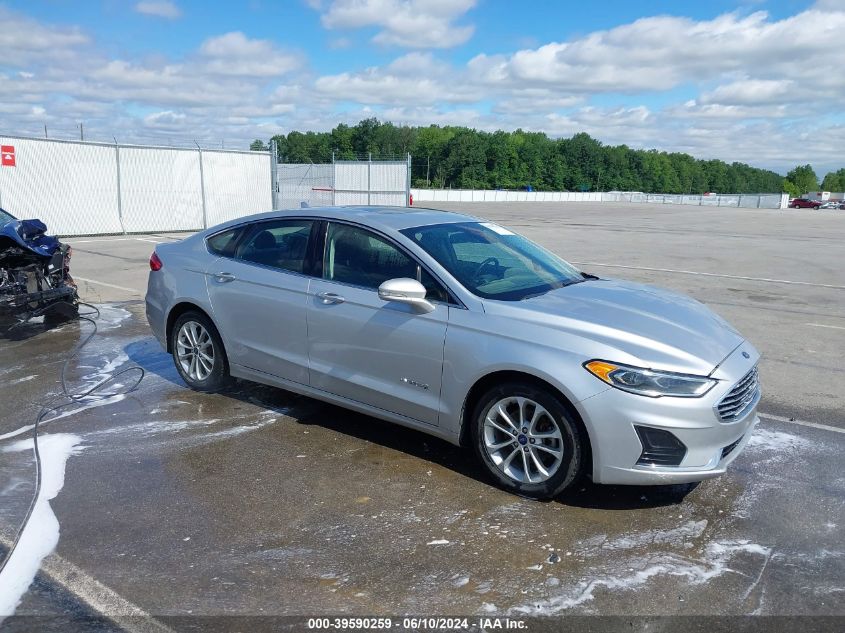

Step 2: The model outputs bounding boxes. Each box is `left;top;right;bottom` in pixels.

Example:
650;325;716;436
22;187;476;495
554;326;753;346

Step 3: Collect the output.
790;198;821;209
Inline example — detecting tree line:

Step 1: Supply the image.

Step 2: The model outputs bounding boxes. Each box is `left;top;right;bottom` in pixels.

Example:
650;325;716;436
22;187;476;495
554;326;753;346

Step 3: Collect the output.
251;118;838;195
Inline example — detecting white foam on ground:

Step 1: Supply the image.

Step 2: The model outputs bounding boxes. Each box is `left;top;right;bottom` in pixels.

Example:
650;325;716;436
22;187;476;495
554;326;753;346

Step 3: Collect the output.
596;520;708;552
0;425;35;443
89;304;132;331
511;539;771;615
85;418;223;438
0;434;83;617
0;394;127;444
83;408;284;448
6;375;36;386
0;365;25;378
746;428;812;452
82;353;129;382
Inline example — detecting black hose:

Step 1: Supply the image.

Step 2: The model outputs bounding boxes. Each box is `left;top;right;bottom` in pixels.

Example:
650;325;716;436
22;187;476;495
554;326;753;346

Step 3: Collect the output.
0;300;144;577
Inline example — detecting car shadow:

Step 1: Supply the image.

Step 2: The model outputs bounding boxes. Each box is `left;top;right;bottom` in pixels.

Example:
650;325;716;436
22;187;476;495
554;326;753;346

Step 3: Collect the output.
125;336;697;511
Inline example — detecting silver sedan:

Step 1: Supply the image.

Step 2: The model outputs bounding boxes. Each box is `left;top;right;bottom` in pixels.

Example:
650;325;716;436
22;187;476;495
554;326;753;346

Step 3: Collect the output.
145;206;760;499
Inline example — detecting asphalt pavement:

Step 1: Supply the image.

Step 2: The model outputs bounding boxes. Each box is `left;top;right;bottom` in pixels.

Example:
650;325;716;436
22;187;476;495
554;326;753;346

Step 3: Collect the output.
0;202;842;629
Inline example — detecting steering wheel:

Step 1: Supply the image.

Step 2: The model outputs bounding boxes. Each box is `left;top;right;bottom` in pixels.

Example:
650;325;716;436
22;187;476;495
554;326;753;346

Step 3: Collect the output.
473;257;501;283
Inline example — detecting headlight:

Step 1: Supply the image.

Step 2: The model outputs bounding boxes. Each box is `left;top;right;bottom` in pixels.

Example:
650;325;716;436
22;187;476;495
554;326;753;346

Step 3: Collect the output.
584;360;717;398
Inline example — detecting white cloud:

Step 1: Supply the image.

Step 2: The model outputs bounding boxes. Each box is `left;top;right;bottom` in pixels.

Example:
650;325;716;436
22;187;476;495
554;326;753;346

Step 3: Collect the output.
143;110;187;127
199;32;300;77
699;79;796;106
134;1;182;19
0;6;89;66
318;0;476;48
467;8;845;95
315;52;477;104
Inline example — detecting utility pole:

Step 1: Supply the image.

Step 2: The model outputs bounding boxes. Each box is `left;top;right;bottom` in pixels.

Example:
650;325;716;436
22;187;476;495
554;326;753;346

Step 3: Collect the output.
79;123;84;141
44;124;48;139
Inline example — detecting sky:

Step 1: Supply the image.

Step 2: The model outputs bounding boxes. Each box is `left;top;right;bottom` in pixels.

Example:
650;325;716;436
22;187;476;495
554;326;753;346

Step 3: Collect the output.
1;0;843;176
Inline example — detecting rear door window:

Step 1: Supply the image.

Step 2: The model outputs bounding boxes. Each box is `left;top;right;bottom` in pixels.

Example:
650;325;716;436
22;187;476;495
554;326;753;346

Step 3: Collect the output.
235;219;315;274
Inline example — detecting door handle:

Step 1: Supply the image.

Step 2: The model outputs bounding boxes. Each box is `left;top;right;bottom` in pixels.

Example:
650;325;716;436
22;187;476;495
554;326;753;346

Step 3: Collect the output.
316;291;345;304
213;272;236;282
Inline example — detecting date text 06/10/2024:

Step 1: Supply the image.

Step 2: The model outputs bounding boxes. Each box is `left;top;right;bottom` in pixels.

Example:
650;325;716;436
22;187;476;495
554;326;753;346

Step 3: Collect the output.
306;617;527;630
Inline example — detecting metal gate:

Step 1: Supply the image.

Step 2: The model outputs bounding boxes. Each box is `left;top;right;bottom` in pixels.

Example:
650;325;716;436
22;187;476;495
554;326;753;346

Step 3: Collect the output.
273;154;411;210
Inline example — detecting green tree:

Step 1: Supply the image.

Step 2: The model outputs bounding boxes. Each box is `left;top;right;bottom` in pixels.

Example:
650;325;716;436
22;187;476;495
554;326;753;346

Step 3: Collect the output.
821;168;845;192
785;165;819;195
249;139;268;151
782;179;801;198
270;118;788;194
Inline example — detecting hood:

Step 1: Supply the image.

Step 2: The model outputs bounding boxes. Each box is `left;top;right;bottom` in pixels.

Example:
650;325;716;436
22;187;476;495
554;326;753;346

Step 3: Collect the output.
0;218;62;268
492;278;744;375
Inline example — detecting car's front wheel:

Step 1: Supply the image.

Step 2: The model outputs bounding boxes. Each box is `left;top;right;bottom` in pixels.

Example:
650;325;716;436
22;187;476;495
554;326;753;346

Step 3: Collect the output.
171;311;230;392
471;382;585;499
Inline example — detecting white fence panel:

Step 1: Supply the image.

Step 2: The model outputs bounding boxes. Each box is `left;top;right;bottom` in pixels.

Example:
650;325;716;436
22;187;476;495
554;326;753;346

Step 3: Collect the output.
411;189;787;209
119;147;203;233
276;164;332;210
0;137;122;235
281;161;408;208
203;150;271;226
334;191;368;205
0;135;272;235
334;162;365;195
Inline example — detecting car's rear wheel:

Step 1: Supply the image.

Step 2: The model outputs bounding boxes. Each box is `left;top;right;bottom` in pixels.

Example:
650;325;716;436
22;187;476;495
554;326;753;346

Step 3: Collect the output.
471;382;584;499
171;311;230;392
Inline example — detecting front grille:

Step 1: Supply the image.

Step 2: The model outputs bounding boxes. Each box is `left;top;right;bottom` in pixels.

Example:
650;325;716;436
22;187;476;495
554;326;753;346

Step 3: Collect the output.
716;366;760;422
721;436;743;459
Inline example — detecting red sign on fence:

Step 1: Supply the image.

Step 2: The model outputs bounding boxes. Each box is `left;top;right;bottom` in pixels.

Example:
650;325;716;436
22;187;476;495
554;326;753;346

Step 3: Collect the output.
1;145;15;167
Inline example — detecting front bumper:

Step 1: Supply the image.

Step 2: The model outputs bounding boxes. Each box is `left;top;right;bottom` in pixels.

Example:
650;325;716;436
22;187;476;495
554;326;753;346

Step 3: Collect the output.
0;285;77;322
577;343;760;485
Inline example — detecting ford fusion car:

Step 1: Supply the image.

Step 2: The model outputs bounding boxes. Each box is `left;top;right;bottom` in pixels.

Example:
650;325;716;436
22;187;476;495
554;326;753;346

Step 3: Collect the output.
145;206;760;499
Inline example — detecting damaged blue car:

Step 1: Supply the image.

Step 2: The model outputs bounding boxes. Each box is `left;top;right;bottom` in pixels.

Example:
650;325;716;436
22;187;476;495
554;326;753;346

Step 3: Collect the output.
0;207;78;328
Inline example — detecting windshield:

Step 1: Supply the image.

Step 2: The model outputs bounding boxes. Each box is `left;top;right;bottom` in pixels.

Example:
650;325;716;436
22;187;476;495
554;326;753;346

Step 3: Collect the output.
0;208;15;225
400;221;585;301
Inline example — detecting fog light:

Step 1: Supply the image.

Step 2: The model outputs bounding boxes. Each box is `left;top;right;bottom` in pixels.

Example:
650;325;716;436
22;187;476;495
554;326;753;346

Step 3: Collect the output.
634;426;687;467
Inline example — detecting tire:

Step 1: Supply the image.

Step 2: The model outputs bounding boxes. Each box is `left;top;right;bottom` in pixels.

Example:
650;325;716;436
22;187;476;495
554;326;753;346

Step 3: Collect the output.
170;311;230;392
471;381;585;499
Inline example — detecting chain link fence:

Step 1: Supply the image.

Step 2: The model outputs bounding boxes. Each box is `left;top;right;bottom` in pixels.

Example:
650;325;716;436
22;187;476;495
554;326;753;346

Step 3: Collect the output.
0;134;272;236
274;152;411;210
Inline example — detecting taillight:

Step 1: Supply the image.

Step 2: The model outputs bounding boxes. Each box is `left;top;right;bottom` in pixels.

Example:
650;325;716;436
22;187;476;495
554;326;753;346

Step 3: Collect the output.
149;252;163;271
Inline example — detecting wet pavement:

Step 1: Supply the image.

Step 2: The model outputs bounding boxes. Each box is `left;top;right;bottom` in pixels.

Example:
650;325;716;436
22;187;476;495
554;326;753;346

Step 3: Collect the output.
0;203;843;626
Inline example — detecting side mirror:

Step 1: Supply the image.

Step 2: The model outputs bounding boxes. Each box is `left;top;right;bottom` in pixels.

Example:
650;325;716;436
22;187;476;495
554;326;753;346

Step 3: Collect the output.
378;278;435;314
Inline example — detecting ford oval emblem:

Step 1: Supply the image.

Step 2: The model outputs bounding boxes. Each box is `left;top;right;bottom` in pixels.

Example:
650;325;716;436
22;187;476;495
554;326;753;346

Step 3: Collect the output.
742;351;750;359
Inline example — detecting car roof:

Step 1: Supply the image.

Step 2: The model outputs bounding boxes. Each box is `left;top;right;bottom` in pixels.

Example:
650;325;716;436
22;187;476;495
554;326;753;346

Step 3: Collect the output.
215;205;480;234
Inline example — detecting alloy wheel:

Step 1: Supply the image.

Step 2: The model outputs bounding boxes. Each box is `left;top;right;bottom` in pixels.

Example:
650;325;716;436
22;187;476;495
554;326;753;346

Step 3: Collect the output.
176;320;215;381
482;396;565;484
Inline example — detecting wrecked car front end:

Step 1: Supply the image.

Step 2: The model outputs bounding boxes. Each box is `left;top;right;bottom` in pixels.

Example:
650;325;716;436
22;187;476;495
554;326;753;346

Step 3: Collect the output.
0;208;78;328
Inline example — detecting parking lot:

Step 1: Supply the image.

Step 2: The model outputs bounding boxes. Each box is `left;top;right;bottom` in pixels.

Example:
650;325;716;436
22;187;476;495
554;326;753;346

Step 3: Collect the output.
1;202;843;625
